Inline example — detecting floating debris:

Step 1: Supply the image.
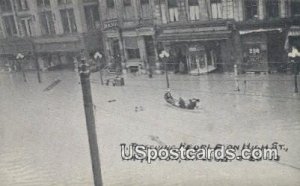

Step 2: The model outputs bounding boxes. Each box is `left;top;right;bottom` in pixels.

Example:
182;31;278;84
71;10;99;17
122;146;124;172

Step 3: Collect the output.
44;79;61;92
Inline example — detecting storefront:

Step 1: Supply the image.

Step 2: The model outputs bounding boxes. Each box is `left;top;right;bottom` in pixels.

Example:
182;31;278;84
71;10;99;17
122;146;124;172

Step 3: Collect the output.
163;41;219;75
240;28;285;73
157;24;232;75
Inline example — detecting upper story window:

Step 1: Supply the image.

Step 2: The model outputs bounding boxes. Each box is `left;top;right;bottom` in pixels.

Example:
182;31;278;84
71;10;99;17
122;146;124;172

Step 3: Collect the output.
211;0;222;19
291;0;300;16
266;0;279;18
2;15;17;36
224;0;234;19
245;0;258;20
58;0;72;5
84;5;100;30
0;0;12;12
37;0;50;8
188;0;200;21
39;11;56;35
123;0;135;20
17;0;29;11
20;17;32;37
140;0;151;18
107;0;114;8
168;0;178;22
60;8;77;33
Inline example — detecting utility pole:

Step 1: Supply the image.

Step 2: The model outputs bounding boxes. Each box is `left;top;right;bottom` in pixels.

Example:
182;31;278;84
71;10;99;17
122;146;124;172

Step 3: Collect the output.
159;50;170;89
79;53;103;186
16;53;27;82
234;64;240;91
294;61;298;93
32;40;42;83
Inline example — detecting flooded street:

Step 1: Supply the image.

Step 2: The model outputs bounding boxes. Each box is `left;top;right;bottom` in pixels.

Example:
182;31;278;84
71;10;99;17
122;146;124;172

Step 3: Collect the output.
0;71;300;186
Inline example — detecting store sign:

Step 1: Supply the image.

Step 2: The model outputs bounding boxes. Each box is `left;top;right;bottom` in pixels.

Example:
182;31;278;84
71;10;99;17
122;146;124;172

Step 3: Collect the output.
246;44;262;64
104;19;118;29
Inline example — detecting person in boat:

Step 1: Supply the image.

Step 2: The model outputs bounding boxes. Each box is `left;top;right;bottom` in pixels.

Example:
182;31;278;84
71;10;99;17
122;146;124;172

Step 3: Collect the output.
164;89;175;105
186;98;200;110
178;97;186;108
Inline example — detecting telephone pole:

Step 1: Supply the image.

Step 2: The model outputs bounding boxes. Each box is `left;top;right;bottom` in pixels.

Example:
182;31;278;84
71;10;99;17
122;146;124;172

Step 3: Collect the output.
79;53;103;186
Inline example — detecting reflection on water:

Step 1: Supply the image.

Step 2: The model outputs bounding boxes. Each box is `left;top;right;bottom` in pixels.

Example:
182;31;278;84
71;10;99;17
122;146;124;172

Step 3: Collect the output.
0;71;299;186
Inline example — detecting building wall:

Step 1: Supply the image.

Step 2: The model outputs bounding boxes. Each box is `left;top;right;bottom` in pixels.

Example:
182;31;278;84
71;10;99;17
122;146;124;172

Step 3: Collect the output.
0;0;103;70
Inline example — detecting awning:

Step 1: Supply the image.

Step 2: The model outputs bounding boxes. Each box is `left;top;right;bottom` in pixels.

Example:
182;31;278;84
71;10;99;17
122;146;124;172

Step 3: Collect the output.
288;26;300;37
157;30;231;42
239;28;282;35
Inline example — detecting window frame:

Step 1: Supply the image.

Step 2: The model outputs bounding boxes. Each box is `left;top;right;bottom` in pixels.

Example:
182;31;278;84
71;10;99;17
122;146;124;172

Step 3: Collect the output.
60;8;77;34
211;0;223;19
17;0;29;11
84;4;100;31
39;11;56;35
0;0;12;12
37;0;50;8
2;15;17;37
266;0;279;18
244;0;258;20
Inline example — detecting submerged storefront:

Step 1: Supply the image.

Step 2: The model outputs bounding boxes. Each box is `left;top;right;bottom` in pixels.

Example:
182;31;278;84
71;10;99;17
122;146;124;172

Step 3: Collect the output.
157;22;233;75
239;28;286;73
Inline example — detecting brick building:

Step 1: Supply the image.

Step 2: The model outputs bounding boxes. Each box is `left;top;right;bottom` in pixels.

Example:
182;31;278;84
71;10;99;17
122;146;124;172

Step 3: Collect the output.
100;0;300;74
0;0;103;71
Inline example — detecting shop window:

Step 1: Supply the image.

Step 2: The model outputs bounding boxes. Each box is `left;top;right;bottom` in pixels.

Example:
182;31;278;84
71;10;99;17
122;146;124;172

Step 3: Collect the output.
60;9;77;33
291;1;300;16
124;37;140;59
140;0;152;18
188;0;200;21
20;18;32;36
58;0;72;5
17;0;29;11
3;15;17;36
123;0;135;20
211;0;222;19
37;0;50;8
84;5;100;30
0;0;12;12
39;11;55;35
266;0;279;18
168;0;179;22
245;0;258;20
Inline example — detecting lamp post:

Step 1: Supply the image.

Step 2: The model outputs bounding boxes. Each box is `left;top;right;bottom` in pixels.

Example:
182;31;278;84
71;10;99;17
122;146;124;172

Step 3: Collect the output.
288;47;300;93
159;50;170;88
32;41;42;83
79;52;103;186
16;53;26;82
94;52;104;85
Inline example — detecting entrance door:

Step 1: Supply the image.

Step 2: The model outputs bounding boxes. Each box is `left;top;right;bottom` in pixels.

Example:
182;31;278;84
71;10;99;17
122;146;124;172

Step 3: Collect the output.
111;40;121;71
188;50;207;75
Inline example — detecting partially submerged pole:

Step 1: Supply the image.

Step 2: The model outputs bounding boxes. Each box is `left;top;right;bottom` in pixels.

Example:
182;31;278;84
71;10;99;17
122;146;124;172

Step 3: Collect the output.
79;53;103;186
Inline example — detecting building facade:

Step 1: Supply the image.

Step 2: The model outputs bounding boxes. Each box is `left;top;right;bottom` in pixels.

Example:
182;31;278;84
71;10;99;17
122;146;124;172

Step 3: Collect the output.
100;0;300;74
0;0;103;71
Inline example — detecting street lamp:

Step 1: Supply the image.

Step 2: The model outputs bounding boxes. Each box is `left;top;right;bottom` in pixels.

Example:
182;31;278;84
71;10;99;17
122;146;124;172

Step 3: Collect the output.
288;46;300;93
79;52;103;186
16;53;26;82
94;52;104;85
159;50;170;88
